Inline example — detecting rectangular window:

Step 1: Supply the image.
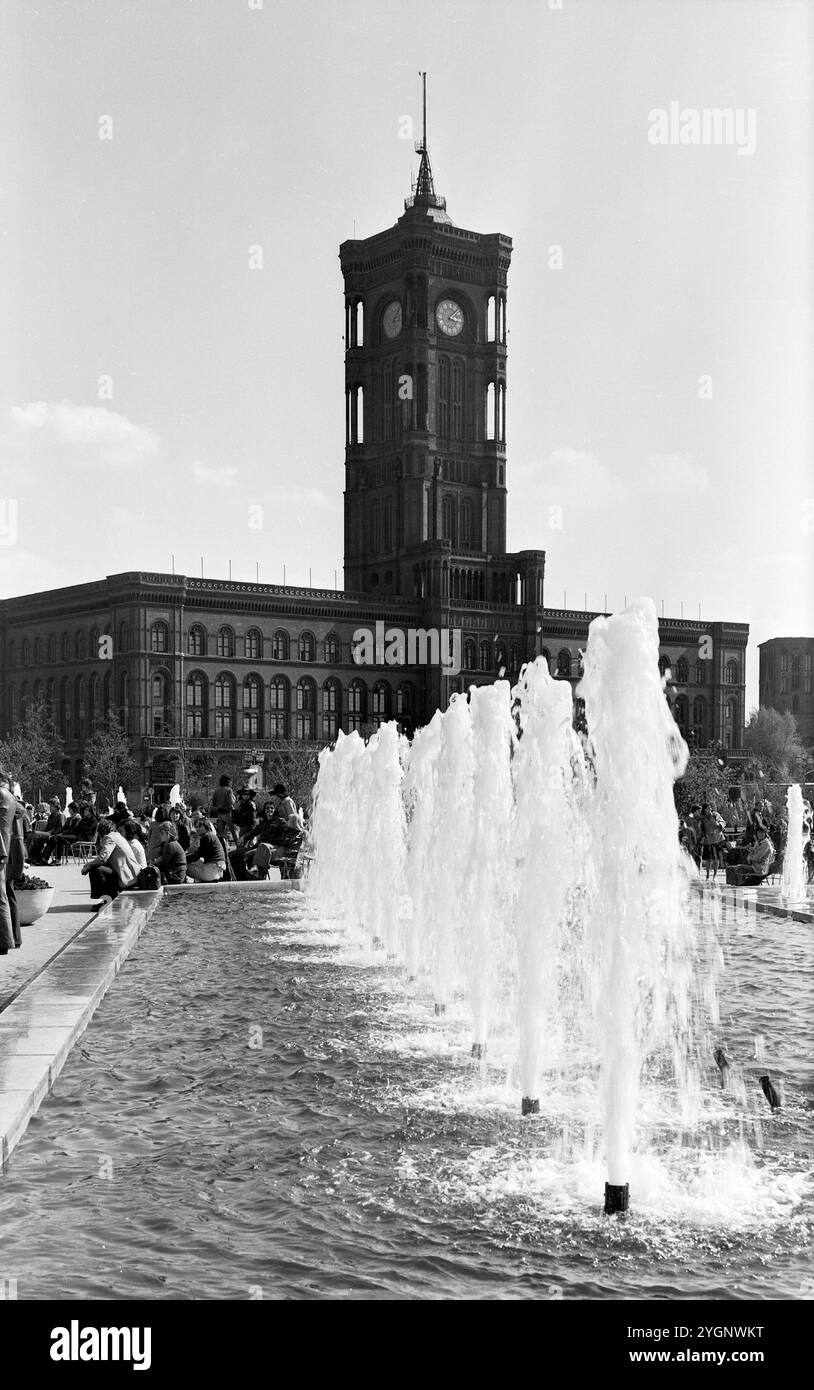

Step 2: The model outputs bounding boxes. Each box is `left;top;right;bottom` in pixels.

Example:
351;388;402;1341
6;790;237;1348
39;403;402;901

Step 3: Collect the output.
296;712;313;740
269;712;286;738
215;710;232;738
186;711;203;737
243;712;259;738
805;654;812;693
323;713;338;739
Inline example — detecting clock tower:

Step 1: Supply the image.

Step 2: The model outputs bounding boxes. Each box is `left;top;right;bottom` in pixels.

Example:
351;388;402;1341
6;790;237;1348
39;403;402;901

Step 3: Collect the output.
340;79;535;618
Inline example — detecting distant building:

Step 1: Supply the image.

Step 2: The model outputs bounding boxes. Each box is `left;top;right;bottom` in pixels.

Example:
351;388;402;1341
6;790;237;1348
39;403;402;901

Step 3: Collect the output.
0;95;748;798
758;637;814;746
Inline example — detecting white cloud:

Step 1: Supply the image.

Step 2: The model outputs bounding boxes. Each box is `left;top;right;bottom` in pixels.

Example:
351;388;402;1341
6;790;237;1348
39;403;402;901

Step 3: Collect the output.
190;460;238;488
1;401;160;470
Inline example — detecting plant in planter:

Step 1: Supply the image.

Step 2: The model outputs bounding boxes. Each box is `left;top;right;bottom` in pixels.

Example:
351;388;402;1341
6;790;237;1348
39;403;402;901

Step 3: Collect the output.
12;873;56;924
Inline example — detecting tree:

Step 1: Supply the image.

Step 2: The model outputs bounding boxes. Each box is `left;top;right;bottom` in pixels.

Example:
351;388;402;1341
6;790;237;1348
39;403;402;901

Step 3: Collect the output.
674;751;729;816
743;707;807;782
264;739;321;813
0;697;64;800
81;713;138;808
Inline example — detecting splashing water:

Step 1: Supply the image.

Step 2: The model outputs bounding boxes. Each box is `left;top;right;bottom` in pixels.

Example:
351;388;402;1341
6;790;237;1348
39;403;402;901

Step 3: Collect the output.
781;784;807;904
309;599;743;1205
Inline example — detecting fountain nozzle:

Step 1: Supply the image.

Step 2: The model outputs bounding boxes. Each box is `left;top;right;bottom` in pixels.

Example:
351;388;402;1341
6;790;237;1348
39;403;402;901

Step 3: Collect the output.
603;1182;629;1216
434;1002;446;1016
713;1046;731;1087
759;1075;781;1111
471;1042;486;1060
521;1097;539;1116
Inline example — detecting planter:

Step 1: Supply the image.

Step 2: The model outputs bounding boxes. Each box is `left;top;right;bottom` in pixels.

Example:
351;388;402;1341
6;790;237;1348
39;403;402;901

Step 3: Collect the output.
15;886;56;924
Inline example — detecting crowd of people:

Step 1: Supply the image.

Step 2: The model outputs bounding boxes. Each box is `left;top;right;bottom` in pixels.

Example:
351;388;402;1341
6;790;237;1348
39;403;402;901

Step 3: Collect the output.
679;795;814;884
0;770;306;929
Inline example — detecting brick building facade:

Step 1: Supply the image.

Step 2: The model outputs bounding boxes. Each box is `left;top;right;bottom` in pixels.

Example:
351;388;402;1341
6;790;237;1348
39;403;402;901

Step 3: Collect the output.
758;637;814;747
0;114;748;798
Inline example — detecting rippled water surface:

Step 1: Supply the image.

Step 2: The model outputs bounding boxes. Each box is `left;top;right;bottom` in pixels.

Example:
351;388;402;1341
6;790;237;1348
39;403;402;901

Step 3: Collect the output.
0;890;811;1300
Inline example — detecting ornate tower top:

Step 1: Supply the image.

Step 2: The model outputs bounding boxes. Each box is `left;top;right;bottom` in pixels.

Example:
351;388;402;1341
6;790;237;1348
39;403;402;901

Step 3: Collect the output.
405;73;449;220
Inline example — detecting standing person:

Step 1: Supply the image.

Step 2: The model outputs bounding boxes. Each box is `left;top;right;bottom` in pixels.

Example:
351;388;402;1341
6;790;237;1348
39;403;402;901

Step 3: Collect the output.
700;802;727;881
234;788;259;839
80;819;141;905
0;769;25;953
209;775;237;845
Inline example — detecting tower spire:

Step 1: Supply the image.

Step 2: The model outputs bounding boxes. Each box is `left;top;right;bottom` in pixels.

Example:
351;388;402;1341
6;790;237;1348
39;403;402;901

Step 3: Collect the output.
413;71;437;204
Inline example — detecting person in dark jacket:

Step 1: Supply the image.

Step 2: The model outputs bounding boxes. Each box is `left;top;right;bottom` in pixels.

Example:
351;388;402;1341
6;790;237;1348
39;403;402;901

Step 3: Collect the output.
155;826;187;885
0;768;20;953
185;818;226;882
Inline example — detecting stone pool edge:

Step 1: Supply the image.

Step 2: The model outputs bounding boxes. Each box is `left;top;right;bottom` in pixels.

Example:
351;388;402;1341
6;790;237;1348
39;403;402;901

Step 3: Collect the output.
0;889;162;1169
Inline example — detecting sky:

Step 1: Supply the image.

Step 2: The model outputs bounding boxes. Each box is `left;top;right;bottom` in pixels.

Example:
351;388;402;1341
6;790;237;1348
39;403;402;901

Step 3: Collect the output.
1;0;812;713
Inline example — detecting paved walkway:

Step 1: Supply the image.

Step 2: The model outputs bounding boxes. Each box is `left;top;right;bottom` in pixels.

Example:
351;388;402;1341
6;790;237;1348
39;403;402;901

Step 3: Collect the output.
0;862;162;1167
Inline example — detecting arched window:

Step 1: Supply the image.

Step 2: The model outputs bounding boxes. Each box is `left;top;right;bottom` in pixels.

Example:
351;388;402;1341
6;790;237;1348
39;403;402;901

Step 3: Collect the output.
556;649;572;679
76;631;86;661
21;638;30;666
486;295;496;342
498;296;506;343
323;633;341;663
791;653;801;690
695;661;705;685
88;673;100;730
497;381;506;443
150;621;169;654
691;695;707;746
479;641;491;672
460;498;472;548
34;636;43;665
348;678;366;732
658;654;672;677
322;678;341;739
151;670;168;736
188;625;206;657
48;634;57;664
725;659;738;686
442;494;455;543
296;677;316;739
245;629;262;661
371;680;390;728
269;675;289;737
724;696;737;749
438;356;450;438
510;643;522;672
298;631;315;662
186;672;207;737
216;626;234;659
60;676;71;735
355;299;364;347
90;627;100;659
396;683;413;720
243;675;263;738
464;638;477;670
485;382;495;441
214;674;235;738
75;675;86;736
272;630;289;662
452;360;464;440
675;657;688;683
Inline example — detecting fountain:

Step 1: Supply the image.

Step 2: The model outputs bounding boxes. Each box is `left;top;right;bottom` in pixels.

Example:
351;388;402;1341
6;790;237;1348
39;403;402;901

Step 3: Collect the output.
780;784;807;904
310;598;715;1215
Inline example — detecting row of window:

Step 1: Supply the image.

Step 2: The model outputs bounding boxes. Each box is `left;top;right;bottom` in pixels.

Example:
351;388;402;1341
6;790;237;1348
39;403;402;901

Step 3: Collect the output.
345;379;506;447
773;652;812;694
659;655;729;685
344;293;507;350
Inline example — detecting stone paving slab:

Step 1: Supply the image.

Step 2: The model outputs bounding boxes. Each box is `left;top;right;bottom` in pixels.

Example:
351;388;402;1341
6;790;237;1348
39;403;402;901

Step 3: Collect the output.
0;861;106;1010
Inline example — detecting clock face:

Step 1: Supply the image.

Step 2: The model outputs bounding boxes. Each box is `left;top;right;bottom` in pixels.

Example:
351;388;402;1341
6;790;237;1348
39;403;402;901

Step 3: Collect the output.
435;299;464;336
383;300;402;339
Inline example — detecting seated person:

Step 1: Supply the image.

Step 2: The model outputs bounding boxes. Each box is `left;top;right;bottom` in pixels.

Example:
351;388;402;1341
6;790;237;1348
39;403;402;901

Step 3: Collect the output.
46;803;83;864
121;818;147;871
154;826;187;885
185;817;226;882
146;806;172;864
29;801;62;862
80;818;142;904
229;801;282;880
746;827;775;879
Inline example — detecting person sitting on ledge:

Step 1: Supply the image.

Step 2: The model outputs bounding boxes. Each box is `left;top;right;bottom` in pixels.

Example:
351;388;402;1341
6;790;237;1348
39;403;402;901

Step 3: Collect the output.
80;818;141;906
185;817;226;882
746;825;775;880
154;825;187;886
